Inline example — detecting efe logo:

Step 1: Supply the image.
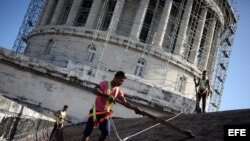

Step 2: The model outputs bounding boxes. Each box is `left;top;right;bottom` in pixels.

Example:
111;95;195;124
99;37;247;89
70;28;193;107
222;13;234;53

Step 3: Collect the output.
224;125;250;141
228;129;246;136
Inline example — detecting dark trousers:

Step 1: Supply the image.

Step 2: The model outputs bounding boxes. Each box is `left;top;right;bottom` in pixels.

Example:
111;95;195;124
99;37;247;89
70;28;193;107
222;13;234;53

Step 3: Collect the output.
83;110;111;137
49;122;62;140
196;92;207;112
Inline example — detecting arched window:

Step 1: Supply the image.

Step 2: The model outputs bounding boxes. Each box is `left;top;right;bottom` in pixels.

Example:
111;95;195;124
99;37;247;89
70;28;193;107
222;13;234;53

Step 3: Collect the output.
45;39;54;54
134;58;146;77
85;44;96;62
177;76;187;93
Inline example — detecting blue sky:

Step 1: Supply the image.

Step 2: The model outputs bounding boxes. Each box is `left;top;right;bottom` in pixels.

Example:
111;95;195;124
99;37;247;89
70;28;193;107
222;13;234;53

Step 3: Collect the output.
220;0;250;111
0;0;249;111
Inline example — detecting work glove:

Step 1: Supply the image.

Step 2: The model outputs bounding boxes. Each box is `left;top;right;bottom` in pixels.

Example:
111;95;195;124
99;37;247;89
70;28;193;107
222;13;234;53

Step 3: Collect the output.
107;95;116;104
134;107;143;115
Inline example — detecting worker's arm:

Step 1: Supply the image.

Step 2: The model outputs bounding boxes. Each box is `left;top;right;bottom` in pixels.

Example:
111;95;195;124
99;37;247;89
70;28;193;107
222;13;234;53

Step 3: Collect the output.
93;85;109;98
55;111;72;123
94;84;142;114
118;96;142;115
94;85;119;104
194;76;199;87
207;80;212;95
54;110;61;117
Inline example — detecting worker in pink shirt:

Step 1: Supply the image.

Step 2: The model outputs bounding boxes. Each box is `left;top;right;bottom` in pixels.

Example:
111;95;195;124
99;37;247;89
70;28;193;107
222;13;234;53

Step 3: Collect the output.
82;71;142;141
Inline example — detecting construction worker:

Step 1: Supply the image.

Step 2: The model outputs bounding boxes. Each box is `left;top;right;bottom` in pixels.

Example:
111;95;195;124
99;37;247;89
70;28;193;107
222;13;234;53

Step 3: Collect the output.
49;105;69;141
82;71;142;141
194;71;211;113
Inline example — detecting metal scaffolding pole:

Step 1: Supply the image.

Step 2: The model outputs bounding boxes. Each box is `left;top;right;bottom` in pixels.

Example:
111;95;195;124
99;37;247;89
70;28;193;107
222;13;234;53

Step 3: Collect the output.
13;0;46;53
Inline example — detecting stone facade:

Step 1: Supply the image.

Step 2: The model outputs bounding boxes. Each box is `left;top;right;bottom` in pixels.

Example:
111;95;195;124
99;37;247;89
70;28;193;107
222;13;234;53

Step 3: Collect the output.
6;0;238;116
0;95;54;141
1;47;195;121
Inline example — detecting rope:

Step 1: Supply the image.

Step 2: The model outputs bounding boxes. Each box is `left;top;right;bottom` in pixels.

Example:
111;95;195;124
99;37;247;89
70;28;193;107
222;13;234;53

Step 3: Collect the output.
111;118;123;141
111;94;194;141
122;112;183;141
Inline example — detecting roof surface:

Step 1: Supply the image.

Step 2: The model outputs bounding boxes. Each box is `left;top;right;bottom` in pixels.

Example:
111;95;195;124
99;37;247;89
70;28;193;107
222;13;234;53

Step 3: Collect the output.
62;109;250;141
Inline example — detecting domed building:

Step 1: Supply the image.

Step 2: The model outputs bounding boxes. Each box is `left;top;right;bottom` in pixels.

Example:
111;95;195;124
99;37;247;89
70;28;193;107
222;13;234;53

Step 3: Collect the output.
7;0;238;119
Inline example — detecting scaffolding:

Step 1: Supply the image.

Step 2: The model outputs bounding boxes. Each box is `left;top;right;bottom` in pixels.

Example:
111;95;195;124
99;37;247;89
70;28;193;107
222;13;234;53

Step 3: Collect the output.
14;0;238;112
12;0;46;53
208;0;239;112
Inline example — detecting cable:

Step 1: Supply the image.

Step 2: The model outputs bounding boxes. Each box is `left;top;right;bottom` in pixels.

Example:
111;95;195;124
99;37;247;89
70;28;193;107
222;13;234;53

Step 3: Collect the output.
122;112;183;141
111;118;123;141
110;86;195;141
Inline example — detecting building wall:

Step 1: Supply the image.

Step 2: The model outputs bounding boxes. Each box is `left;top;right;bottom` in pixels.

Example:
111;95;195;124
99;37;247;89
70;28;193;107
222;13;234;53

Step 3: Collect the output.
23;0;237;112
26;26;200;96
0;95;54;141
1;48;196;120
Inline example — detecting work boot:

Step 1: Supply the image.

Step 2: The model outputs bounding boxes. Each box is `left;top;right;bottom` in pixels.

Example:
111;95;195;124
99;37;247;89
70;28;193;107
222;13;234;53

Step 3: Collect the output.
82;136;90;141
202;109;206;113
99;134;106;141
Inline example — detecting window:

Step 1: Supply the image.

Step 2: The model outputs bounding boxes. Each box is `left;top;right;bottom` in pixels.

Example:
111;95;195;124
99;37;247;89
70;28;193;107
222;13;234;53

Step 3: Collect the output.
58;0;73;25
101;0;117;30
85;44;96;62
134;58;146;77
139;0;156;43
45;0;58;25
176;76;186;93
139;11;152;42
74;0;93;26
165;23;175;52
45;39;54;54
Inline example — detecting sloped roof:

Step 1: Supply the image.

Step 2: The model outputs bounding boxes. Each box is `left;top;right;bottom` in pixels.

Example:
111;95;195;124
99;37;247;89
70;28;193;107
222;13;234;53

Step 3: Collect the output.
62;109;250;141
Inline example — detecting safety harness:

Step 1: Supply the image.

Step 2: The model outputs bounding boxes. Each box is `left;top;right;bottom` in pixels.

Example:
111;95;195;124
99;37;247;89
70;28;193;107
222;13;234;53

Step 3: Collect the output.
198;79;208;94
89;81;119;127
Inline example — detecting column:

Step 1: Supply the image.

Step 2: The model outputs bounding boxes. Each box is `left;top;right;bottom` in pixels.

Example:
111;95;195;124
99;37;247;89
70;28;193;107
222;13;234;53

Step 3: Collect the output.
153;0;173;47
207;23;221;73
201;19;216;70
189;8;208;64
85;0;103;28
65;0;82;26
37;0;48;26
108;0;125;33
40;0;54;25
50;0;66;25
130;0;150;40
174;0;194;55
